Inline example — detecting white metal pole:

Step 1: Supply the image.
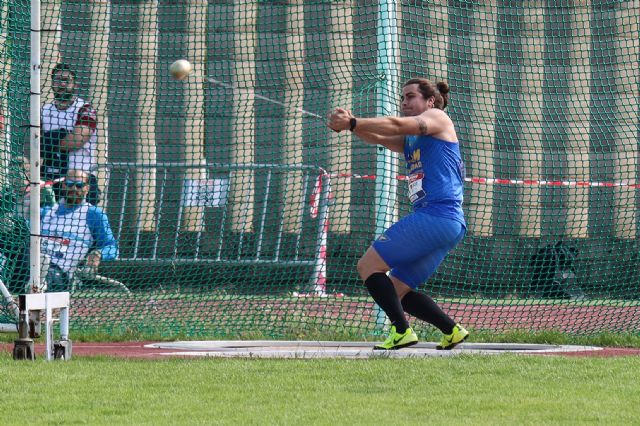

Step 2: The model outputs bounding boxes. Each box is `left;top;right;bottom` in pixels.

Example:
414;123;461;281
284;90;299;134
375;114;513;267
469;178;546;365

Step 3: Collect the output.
374;0;399;330
0;278;19;320
29;0;42;293
311;172;330;296
45;303;53;360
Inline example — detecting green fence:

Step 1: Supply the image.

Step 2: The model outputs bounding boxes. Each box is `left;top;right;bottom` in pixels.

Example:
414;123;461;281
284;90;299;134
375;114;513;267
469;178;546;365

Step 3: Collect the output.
1;1;639;337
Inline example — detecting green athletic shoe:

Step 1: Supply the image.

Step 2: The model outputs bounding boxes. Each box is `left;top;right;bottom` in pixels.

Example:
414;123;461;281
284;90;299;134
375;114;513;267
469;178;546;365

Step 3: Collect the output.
436;324;469;350
374;326;418;350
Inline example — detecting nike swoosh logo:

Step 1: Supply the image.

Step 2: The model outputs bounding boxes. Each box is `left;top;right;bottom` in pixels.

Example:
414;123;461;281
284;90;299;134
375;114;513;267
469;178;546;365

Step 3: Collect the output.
393;335;406;344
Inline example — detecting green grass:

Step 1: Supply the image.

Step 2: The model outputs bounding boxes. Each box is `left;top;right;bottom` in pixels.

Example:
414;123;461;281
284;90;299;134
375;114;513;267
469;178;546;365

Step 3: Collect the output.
1;354;639;425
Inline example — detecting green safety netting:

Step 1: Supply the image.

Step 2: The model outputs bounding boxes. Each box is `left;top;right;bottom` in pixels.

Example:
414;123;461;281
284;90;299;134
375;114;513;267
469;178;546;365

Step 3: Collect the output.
1;1;639;338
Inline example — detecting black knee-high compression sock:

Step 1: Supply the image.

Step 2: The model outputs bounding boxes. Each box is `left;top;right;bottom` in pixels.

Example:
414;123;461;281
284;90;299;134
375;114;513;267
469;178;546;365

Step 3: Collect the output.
364;272;409;333
401;290;456;334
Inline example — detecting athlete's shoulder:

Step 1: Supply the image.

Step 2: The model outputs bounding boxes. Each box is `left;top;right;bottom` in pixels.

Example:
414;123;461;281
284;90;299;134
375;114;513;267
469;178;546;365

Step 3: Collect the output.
422;107;451;122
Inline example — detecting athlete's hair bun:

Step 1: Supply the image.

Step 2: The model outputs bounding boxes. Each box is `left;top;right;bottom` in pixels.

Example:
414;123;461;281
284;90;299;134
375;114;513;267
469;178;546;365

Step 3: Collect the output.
436;81;450;95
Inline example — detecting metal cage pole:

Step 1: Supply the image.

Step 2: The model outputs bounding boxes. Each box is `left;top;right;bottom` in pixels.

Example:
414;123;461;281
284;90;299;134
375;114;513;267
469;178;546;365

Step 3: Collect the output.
29;0;42;293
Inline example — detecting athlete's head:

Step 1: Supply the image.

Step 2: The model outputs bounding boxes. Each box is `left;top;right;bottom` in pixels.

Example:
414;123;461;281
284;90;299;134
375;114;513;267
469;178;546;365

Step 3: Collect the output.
52;63;77;103
401;79;449;116
63;169;89;205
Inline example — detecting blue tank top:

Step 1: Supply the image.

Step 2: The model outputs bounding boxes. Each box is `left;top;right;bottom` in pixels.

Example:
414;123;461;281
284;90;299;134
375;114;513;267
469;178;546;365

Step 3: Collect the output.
403;134;466;226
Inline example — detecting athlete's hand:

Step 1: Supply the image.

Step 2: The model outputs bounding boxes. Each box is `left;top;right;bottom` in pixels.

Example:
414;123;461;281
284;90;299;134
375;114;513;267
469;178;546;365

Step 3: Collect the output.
328;108;353;132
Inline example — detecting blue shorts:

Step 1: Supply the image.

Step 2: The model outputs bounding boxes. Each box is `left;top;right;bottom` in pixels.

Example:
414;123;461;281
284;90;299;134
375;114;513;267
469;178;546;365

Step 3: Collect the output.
372;211;465;289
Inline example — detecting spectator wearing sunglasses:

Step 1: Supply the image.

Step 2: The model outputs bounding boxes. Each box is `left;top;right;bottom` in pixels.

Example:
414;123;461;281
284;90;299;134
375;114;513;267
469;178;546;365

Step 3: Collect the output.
40;169;118;291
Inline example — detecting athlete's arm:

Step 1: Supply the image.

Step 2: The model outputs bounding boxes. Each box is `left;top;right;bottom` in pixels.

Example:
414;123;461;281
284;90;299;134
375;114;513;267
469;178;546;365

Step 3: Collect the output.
352;129;405;153
353;108;451;138
328;108;404;153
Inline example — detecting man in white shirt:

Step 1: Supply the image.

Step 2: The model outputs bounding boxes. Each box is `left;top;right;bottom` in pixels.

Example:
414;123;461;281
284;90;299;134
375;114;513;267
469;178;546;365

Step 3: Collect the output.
41;63;101;205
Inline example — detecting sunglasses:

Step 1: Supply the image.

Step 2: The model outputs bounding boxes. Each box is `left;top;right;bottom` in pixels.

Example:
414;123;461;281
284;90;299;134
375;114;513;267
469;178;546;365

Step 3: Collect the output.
64;180;86;189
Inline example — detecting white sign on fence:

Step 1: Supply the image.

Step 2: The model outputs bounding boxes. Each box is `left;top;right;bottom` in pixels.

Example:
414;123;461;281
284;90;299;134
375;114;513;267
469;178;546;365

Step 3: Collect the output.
182;178;229;207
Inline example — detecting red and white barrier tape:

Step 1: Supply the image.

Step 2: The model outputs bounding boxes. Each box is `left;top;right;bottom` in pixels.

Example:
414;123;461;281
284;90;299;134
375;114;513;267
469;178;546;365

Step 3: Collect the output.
325;172;640;188
464;177;640;188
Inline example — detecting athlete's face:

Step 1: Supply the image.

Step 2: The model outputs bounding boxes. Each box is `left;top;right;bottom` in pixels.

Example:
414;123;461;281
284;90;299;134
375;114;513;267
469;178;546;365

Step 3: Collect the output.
400;84;434;116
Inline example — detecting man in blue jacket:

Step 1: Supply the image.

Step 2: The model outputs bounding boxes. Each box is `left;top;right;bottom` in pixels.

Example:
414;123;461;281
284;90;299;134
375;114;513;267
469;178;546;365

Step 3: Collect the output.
41;169;118;291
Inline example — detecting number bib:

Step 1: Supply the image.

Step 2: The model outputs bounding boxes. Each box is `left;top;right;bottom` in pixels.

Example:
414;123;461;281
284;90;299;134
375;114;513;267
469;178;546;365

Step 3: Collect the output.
407;172;426;203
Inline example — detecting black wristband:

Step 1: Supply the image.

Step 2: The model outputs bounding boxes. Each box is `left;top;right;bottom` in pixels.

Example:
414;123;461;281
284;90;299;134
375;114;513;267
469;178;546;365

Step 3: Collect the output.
349;117;357;132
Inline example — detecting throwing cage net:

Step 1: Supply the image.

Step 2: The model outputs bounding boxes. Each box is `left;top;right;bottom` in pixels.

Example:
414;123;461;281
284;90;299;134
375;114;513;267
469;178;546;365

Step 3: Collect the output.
1;0;639;338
